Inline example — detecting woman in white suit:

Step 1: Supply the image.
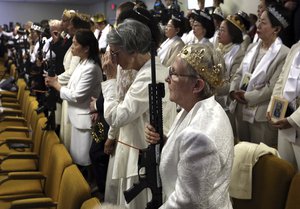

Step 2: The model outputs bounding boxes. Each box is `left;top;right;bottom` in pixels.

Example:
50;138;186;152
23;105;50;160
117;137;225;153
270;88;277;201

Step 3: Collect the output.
157;15;185;67
216;14;246;138
229;4;290;147
45;29;102;174
145;44;234;209
267;40;300;171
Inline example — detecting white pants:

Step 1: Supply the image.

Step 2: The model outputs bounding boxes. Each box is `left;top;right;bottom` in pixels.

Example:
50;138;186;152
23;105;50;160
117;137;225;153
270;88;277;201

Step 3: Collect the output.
278;137;300;171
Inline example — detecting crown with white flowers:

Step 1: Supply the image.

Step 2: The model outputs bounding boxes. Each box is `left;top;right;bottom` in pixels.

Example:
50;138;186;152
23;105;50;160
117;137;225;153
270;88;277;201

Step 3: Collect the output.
268;6;289;28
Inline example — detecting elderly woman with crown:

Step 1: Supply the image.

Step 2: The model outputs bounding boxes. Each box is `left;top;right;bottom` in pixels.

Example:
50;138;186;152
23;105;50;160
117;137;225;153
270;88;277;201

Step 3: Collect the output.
215;14;246;138
229;3;290;147
145;43;234;209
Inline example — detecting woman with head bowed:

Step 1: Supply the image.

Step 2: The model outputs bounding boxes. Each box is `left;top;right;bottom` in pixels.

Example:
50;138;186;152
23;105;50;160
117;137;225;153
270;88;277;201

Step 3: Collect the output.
145;43;234;209
229;3;290;147
101;17;177;208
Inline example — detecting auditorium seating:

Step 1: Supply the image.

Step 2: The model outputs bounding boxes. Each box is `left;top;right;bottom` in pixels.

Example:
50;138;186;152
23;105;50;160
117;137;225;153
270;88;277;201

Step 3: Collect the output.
81;197;101;209
0;130;60;173
284;173;300;209
0;143;73;201
232;154;296;209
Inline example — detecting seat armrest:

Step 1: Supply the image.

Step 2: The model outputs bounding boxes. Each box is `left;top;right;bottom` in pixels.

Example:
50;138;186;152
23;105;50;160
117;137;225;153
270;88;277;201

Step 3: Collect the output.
0;126;31;134
0;171;45;185
0;152;38;163
11;197;56;209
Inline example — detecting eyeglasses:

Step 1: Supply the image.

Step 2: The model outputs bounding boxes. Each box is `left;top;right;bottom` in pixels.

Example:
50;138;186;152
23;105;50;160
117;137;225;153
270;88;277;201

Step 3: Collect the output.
168;67;198;81
110;49;121;57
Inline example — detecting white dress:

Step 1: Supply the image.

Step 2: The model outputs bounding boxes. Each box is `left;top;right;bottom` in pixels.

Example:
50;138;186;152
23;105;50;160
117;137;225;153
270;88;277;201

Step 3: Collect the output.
160;96;234;209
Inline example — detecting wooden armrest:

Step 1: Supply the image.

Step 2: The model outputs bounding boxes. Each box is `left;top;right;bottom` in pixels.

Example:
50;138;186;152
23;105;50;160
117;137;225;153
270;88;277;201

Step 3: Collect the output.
0;152;38;163
0;126;31;134
0;102;20;109
11;197;56;209
0;171;45;185
0;116;26;122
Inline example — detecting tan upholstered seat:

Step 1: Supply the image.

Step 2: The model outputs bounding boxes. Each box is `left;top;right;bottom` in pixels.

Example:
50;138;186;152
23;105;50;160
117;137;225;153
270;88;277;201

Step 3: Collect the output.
0;164;91;209
81;197;101;209
0;143;72;200
285;173;300;209
232;154;296;209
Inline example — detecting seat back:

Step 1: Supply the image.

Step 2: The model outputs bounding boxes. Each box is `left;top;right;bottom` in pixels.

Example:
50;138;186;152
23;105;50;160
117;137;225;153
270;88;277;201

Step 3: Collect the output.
38;131;60;175
44;144;73;202
15;78;26;102
57;164;91;209
232;155;296;209
31;117;47;154
285;173;300;209
81;197;101;209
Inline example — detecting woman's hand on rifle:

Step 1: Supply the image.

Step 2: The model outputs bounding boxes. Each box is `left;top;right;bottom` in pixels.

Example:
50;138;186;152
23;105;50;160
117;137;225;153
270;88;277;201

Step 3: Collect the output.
145;123;160;144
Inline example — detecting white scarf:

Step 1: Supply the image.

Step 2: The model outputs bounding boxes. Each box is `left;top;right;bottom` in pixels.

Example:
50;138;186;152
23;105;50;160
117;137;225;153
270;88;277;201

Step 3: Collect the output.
224;44;241;77
158;36;178;64
283;50;300;102
241;38;282;91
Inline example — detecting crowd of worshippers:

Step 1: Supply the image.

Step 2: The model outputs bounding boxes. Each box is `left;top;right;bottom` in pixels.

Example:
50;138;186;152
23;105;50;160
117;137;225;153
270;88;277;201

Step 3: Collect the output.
1;0;300;208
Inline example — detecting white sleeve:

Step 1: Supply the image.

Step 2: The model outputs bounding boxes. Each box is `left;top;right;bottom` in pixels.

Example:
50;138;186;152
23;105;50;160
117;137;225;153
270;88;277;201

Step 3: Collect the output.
102;73;149;128
161;129;220;209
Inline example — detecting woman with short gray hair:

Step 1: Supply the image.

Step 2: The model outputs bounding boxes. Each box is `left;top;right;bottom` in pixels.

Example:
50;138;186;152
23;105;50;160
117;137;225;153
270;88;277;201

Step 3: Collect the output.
101;19;176;208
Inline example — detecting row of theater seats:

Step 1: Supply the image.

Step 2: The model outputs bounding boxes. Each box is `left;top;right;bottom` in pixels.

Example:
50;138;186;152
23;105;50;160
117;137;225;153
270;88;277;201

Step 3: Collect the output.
0;62;101;209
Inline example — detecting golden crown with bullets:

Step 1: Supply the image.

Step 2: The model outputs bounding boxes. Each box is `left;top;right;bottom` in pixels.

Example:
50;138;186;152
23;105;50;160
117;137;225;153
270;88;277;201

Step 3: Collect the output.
226;15;246;32
179;44;224;88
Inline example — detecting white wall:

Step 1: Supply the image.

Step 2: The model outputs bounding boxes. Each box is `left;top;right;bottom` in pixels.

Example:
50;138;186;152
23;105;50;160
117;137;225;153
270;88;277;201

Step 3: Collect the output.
221;0;259;16
0;0;260;27
0;1;106;26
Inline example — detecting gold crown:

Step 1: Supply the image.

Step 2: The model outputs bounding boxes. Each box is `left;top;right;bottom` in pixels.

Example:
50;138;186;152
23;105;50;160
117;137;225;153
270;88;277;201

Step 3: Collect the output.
62;9;76;19
179;44;224;88
226;15;246;32
92;13;106;23
77;13;91;22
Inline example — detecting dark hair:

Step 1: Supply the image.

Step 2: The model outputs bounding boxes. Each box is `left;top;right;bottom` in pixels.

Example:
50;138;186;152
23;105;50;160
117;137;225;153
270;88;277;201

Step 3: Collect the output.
133;0;147;9
192;10;215;38
74;29;100;65
70;15;91;30
266;3;289;30
225;19;243;44
236;11;251;31
170;17;185;37
118;1;135;13
117;7;162;50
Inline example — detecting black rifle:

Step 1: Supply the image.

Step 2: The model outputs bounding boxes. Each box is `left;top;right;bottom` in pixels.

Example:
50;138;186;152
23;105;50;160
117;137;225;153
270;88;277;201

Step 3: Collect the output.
123;42;164;209
36;45;57;130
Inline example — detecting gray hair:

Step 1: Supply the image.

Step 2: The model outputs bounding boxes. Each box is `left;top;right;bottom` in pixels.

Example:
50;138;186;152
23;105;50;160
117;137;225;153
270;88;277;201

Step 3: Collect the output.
185;63;215;99
49;19;61;28
107;19;152;54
